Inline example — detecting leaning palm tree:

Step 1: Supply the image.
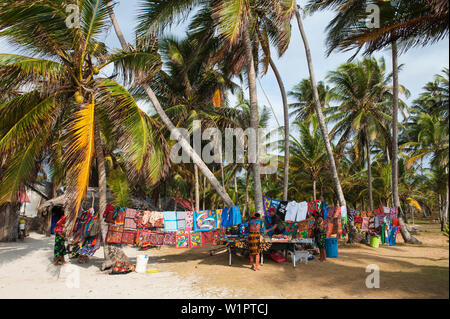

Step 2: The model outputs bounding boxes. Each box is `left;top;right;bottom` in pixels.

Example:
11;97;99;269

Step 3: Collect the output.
0;0;169;267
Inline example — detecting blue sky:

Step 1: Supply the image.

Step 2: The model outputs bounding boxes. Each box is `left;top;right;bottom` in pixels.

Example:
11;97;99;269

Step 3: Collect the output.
1;0;448;132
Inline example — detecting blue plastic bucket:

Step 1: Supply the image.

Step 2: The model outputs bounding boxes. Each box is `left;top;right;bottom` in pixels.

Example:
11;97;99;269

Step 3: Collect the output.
325;238;339;258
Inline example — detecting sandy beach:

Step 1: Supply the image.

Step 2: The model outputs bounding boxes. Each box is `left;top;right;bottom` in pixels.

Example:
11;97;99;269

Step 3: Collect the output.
0;222;448;299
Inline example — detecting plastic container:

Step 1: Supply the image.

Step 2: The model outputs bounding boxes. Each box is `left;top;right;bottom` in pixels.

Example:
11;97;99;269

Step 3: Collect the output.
325;238;338;258
370;236;380;248
135;255;149;273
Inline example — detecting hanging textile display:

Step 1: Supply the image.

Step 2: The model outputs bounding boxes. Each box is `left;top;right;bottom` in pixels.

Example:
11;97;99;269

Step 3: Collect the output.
194;210;217;232
106;225;123;244
176;211;186;231
175;232;190;249
389;226;398;246
136;211;152;229
221;207;232;228
149;231;165;246
150;211;164;228
113;207;126;226
201;231;214;244
307;200;323;219
361;217;370;231
213;229;226;246
164;211;178;232
322;201;329;220
230;206;242;225
283;222;299;237
163;231;176;246
277;201;288;220
215;209;223;229
121;230;137;245
184;211;194;232
189;232;203;248
124;208;138;230
136;229;152;246
103;204;116;224
263;195;272;215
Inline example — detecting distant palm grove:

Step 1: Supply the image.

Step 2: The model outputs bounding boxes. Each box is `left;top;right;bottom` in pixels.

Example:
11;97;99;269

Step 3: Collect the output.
0;0;448;248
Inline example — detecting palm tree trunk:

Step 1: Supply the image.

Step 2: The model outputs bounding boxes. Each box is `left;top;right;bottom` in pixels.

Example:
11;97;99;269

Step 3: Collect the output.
203;176;206;211
194;164;200;211
269;57;290;202
94;119;130;270
234;171;238;204
107;5;234;207
243;167;251;218
242;15;264;216
391;42;421;244
313;178;317;202
366;136;374;211
294;6;346;207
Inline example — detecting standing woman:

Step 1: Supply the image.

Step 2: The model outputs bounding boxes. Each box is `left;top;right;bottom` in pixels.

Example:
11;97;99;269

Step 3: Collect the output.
247;213;264;271
314;217;327;262
54;215;67;265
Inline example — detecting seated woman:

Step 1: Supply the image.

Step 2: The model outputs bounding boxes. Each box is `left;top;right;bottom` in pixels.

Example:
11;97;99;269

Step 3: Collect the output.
265;207;286;236
247;214;264;271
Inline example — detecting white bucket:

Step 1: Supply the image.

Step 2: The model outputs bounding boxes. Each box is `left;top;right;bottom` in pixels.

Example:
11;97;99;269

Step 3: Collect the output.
135;255;149;273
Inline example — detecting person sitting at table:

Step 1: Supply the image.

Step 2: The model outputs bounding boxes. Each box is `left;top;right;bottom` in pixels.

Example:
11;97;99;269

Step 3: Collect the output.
265;207;286;236
247;214;264;271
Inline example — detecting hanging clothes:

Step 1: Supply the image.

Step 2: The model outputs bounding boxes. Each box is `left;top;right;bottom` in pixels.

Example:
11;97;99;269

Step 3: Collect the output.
276;201;288;220
285;201;300;222
296;201;308;222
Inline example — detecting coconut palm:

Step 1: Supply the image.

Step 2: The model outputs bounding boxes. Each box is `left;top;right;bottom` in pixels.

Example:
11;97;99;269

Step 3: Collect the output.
326;57;407;210
290;116;329;201
289;79;332;123
0;0;172;267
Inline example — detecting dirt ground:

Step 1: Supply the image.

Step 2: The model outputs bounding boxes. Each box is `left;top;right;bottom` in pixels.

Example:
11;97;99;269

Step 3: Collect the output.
0;221;448;299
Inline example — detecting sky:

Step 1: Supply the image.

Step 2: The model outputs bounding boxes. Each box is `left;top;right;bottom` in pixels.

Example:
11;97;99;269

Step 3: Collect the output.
1;0;448;133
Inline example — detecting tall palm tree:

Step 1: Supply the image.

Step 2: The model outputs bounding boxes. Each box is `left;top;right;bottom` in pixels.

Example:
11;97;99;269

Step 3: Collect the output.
288;79;332;123
327;57;406;210
290;116;329;201
0;0;169;266
108;1;235;207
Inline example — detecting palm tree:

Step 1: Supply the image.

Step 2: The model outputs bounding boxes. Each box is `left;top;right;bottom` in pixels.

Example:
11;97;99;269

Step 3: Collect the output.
288;79;332;123
0;0;168;266
290;116;329;201
326;57;406;210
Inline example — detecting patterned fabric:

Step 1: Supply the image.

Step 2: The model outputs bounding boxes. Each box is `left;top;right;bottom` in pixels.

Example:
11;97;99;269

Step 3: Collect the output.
175;232;190;249
194;210;217;232
121;230;136;245
314;222;327;249
78;235;101;256
149;211;164;228
215;209;223;229
230;206;242;225
322;202;329;220
124;208;138;230
390;207;398;220
298;219;308;232
54;216;66;235
361;217;370;231
164;211;178;231
263;195;272;215
354;216;363;223
185;211;194;232
298;230;309;239
149;232;165;246
201;231;214;244
189;232;203;248
177;211;186;231
113;207;126;226
283;222;299;237
54;234;66;258
276;201;288;220
389;226;398;246
103;204;116;224
326;217;342;237
348;209;356;223
136;229;152;246
270;199;281;211
136;211;151;229
213;229;226;246
163;231;176;245
106;225;124;244
221;207;232;228
307;200;323;218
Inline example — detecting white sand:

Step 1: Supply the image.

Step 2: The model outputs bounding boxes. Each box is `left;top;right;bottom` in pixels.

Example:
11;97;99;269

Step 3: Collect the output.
0;232;232;299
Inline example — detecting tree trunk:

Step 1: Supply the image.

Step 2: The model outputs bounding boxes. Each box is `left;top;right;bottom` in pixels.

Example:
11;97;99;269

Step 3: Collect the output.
391;42;421;244
294;6;346;207
243;167;250;218
94;120;129;271
242;15;264;216
194;164;200;211
313;178;317;202
269;58;290;202
203;176;206;211
366;136;374;211
108;3;234;208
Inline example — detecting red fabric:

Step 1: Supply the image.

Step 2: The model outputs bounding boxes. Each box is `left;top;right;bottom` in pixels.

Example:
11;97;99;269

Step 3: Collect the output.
103;204;116;223
392;218;399;227
121;230;136;245
270;252;287;263
201;231;214;244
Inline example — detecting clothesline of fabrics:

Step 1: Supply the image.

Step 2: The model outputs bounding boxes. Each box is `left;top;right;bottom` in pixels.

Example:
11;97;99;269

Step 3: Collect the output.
102;204;242;249
262;195;348;239
348;207;400;246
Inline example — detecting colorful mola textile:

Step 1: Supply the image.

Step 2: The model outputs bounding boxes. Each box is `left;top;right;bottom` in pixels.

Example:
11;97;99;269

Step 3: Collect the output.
175;232;190;249
136;229;152;246
201;231;214;244
194;210;217;232
149;232;165;246
283;222;299;237
163;231;176;246
263;196;272;215
215;209;223;229
307;200;323;218
213;229;226;246
124;208;138;230
189;232;203;248
184;211;194;232
106;225;123;244
164;211;178;231
121;230;136;245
